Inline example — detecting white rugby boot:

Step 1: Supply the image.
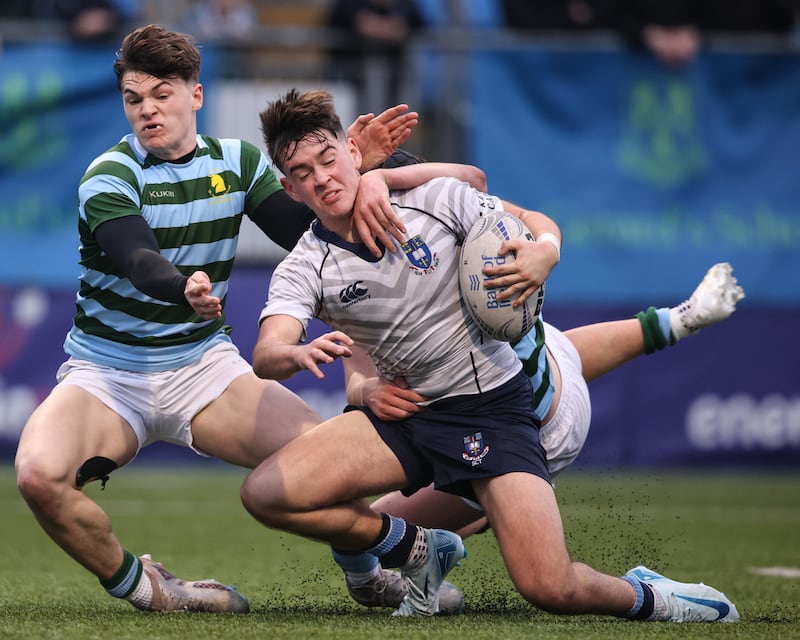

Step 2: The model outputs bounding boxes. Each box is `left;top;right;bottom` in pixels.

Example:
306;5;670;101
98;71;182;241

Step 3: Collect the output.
670;262;745;340
393;528;466;617
133;554;250;613
346;568;464;615
625;565;739;622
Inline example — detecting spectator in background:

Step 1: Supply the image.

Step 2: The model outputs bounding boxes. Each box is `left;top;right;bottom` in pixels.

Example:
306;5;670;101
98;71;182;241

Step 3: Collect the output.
0;0;131;42
180;0;258;76
325;0;425;113
182;0;257;43
501;0;618;31
616;0;795;68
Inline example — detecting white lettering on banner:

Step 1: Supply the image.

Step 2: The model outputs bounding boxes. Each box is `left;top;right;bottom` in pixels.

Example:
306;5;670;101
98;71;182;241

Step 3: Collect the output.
0;378;37;440
687;394;800;450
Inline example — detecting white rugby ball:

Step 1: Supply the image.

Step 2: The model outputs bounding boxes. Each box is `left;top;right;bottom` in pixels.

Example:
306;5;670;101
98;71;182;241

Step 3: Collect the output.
459;211;545;342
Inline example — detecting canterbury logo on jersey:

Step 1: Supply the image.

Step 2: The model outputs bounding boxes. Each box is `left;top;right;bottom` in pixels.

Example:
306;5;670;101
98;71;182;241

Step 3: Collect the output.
339;281;369;307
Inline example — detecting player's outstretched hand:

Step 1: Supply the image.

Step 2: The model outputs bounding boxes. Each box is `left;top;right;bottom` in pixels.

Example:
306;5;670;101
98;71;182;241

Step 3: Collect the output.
298;331;354;380
348;104;419;173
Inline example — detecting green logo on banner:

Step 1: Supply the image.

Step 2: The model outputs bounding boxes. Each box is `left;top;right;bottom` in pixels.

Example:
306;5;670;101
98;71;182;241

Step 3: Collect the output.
0;71;68;169
617;80;706;187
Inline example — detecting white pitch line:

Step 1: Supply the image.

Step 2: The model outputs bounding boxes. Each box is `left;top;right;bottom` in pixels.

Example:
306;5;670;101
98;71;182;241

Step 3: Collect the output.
749;566;800;578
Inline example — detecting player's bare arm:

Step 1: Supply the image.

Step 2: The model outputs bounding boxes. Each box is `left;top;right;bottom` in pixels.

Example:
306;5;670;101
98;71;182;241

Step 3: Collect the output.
253;315;353;381
354;162;488;258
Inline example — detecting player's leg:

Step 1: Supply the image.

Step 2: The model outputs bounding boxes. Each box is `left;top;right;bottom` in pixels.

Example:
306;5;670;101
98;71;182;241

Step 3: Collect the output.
240;410;465;617
16;384;138;575
15;384;140;580
475;471;738;622
475;471;636;614
15;355;251;613
191;370;321;469
568;262;745;382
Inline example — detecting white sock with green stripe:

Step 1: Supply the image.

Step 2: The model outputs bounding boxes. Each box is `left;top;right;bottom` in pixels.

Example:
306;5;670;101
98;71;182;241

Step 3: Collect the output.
100;549;153;609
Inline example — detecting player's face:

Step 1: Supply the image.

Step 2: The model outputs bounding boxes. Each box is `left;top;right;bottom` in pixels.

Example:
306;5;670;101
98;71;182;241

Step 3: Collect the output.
281;132;362;236
120;72;202;161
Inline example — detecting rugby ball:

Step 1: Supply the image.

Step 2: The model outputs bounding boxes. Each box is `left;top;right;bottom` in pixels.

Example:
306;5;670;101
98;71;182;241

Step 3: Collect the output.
459;211;545;342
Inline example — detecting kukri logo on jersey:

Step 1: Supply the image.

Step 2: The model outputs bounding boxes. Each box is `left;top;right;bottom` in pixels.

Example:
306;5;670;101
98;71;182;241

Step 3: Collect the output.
402;234;439;275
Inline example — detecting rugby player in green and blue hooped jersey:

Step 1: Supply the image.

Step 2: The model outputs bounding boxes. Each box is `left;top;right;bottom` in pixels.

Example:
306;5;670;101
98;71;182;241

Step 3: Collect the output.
14;23;485;614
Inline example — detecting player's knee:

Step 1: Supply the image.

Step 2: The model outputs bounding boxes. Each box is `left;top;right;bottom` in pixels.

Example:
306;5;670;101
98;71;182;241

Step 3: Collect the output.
240;472;286;525
516;575;579;614
15;457;67;519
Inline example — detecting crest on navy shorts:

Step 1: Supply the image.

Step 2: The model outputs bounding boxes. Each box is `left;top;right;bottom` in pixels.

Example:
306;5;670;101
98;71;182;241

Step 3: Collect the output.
402;234;434;270
462;432;489;466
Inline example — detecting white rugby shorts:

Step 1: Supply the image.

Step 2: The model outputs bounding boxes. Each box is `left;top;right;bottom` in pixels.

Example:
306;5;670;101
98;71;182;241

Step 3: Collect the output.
540;322;592;477
55;341;252;455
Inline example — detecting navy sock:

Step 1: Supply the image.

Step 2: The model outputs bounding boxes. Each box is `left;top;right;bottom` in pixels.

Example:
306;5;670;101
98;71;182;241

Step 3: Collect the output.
365;513;418;569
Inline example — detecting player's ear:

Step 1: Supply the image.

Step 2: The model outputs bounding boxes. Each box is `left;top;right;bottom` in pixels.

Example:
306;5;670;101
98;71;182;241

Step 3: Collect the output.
348;137;363;172
280;177;302;202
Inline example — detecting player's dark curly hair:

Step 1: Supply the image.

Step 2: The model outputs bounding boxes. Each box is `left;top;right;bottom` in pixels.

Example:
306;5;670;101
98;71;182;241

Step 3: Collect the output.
260;89;345;174
113;24;201;90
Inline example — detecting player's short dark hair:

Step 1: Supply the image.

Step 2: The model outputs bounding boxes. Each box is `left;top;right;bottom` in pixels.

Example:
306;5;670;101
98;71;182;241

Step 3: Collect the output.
113;24;201;90
260;89;345;174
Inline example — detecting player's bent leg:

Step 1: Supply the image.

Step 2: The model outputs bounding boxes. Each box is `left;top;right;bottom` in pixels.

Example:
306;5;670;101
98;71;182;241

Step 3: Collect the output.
474;472;636;616
192;372;322;469
240;410;408;548
15;384;139;579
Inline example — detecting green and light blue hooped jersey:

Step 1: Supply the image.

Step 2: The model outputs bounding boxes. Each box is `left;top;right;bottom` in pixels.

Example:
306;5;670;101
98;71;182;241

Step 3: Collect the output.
64;133;282;372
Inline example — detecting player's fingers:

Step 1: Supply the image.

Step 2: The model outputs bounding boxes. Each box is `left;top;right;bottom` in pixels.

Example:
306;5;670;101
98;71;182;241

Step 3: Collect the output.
374;103;409;124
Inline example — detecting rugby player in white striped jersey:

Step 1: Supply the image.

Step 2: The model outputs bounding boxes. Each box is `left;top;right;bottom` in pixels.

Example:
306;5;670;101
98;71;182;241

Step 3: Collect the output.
242;88;739;622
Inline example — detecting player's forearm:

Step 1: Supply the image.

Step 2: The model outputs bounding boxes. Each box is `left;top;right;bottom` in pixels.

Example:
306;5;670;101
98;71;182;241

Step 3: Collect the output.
374;163;487;191
252;343;303;380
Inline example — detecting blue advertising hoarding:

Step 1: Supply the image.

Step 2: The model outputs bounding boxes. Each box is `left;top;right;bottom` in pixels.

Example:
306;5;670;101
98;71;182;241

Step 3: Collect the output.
468;47;800;305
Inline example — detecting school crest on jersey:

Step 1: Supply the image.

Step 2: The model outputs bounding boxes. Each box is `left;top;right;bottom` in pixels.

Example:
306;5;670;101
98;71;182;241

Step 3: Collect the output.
462;432;489;466
208;173;231;197
401;234;439;274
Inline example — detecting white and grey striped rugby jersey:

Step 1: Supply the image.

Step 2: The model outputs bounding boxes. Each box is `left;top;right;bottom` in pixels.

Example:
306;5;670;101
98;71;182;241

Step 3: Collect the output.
261;176;523;401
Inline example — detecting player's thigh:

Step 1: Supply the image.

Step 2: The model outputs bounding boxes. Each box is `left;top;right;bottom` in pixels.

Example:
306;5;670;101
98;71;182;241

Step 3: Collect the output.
473;472;572;591
248;411;407;510
192;371;322;468
372;484;485;531
15;383;138;486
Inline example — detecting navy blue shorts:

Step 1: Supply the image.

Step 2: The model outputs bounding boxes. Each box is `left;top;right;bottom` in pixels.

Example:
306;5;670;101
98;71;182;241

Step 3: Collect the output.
358;371;550;504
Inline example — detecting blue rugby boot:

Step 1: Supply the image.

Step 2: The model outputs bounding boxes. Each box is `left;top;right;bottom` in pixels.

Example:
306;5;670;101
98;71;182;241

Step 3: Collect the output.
393;528;466;617
625;565;739;622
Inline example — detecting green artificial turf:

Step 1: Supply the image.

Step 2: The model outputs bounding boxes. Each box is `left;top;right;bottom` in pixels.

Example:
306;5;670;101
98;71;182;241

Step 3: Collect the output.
1;465;798;639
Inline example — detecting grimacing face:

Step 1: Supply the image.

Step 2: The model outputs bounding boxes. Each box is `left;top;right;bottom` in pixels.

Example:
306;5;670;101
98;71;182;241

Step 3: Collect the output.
120;71;202;161
280;131;363;238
